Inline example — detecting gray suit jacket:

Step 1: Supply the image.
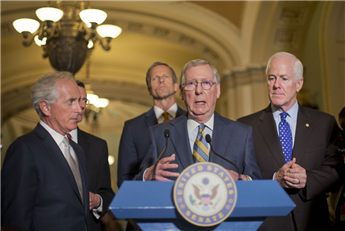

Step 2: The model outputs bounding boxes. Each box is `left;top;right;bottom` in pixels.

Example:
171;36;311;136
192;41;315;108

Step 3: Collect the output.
238;104;344;231
134;112;262;181
117;106;186;187
1;123;90;231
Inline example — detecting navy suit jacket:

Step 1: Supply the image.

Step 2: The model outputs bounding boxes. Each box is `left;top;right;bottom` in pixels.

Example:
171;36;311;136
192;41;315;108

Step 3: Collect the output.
78;128;115;231
1;123;90;231
117;106;186;187
238;104;344;231
134;112;262;181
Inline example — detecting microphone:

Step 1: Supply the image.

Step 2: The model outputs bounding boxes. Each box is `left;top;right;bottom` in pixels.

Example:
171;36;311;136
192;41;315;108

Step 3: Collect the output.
205;134;242;181
152;129;170;181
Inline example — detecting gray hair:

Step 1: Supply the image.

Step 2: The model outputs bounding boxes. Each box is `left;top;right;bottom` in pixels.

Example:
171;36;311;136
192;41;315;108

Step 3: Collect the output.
265;52;303;82
31;71;75;118
145;62;178;89
180;59;220;86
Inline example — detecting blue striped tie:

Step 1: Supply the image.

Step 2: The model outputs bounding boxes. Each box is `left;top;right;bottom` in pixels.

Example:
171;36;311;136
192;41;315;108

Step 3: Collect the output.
193;124;209;162
279;112;293;163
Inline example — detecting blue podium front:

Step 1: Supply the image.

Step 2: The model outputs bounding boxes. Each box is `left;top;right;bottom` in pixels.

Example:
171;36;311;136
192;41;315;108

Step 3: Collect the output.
110;180;294;231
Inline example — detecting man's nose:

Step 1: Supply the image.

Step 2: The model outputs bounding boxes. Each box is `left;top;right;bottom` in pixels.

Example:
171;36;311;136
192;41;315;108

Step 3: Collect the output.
273;79;280;88
79;100;86;110
76;101;83;113
195;82;203;94
159;76;165;83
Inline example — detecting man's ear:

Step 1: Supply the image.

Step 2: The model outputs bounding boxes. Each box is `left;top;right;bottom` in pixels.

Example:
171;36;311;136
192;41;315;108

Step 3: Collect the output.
296;78;304;93
174;83;179;92
179;86;184;101
39;100;51;117
216;83;221;99
148;88;152;96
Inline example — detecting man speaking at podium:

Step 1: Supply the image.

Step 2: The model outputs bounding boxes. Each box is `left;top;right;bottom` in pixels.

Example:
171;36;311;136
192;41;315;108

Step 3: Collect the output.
134;59;261;182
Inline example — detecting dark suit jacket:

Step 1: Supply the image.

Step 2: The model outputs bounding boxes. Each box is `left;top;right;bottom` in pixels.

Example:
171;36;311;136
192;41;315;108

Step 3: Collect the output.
134;112;262;181
1;123;90;231
117;106;186;187
238;104;344;231
78;128;115;231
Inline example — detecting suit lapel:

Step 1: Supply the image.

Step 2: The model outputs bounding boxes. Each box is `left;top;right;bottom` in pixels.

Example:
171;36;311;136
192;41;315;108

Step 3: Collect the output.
258;106;286;166
292;105;313;161
35;124;82;204
170;115;194;169
211;113;230;162
145;107;158;128
35;124;85;206
77;128;90;159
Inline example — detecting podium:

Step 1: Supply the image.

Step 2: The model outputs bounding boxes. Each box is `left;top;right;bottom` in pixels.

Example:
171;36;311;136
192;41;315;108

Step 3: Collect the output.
110;180;295;231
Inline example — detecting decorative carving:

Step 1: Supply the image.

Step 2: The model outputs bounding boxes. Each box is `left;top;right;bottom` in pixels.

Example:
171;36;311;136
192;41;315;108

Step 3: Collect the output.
274;29;301;49
280;7;308;24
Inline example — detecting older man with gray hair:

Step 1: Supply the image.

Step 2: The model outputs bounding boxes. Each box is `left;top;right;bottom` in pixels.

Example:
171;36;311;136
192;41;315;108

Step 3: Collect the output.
238;52;343;230
2;71;90;230
135;59;261;182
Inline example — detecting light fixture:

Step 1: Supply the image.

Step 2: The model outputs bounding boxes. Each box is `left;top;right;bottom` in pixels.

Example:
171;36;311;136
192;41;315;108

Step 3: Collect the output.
12;1;122;74
82;57;109;126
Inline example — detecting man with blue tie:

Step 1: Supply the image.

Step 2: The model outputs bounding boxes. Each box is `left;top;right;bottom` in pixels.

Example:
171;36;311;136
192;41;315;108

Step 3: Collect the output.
134;59;261;182
238;52;344;230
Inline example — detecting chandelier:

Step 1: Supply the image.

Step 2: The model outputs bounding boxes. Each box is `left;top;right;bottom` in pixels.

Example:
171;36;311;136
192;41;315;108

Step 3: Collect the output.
82;57;109;126
12;1;122;74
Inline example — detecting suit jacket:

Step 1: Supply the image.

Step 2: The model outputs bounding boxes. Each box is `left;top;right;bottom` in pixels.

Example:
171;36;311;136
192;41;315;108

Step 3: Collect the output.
78;128;115;231
134;112;262;181
238;104;344;231
1;123;90;231
117;106;186;187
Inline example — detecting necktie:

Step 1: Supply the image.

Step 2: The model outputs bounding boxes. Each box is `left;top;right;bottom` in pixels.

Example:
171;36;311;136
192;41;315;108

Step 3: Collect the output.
162;112;170;122
63;137;83;203
279;112;293;163
193;124;209;162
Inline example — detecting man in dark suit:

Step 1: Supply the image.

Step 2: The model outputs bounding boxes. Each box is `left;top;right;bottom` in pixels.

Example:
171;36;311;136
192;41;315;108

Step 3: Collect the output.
238;52;343;230
117;62;186;187
69;81;115;231
135;59;261;182
1;71;90;230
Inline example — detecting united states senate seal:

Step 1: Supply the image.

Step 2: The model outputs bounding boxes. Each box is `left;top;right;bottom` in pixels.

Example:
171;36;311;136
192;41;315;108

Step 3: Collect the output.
173;162;237;227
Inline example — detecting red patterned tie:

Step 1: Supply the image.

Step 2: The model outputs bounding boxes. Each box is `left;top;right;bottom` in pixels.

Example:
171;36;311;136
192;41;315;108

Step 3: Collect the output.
66;133;72;140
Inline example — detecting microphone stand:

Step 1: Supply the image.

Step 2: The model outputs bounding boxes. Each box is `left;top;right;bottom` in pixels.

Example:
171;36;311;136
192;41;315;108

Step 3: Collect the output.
205;134;242;181
152;130;170;181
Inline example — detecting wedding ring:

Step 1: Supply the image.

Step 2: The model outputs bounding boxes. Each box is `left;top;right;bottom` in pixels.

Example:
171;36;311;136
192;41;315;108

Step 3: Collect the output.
297;178;300;184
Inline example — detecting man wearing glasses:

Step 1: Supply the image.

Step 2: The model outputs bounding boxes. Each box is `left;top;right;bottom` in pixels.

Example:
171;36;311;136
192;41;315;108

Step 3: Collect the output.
134;59;261;181
69;80;115;231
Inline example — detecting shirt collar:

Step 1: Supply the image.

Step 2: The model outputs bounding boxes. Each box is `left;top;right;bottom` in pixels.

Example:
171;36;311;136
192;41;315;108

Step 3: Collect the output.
39;120;66;146
271;101;299;123
153;103;178;119
187;113;214;133
69;128;78;143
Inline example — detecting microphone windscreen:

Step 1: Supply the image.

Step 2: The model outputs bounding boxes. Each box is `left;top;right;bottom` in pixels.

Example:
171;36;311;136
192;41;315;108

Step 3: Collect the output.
205;134;212;143
164;129;170;138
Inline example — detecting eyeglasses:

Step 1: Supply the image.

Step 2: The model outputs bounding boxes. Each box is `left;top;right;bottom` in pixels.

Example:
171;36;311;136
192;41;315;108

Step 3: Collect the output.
183;80;216;90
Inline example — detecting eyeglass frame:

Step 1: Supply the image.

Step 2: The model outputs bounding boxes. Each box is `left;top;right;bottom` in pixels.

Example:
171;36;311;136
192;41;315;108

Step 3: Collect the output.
182;80;217;91
81;98;90;106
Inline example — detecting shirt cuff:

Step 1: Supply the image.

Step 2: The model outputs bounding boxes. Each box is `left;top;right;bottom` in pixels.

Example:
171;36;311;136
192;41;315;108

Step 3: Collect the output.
143;168;149;181
92;194;103;219
245;175;253;181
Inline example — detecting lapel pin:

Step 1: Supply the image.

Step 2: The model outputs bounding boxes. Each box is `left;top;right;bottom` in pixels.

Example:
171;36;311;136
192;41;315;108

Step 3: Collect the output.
305;123;309;127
